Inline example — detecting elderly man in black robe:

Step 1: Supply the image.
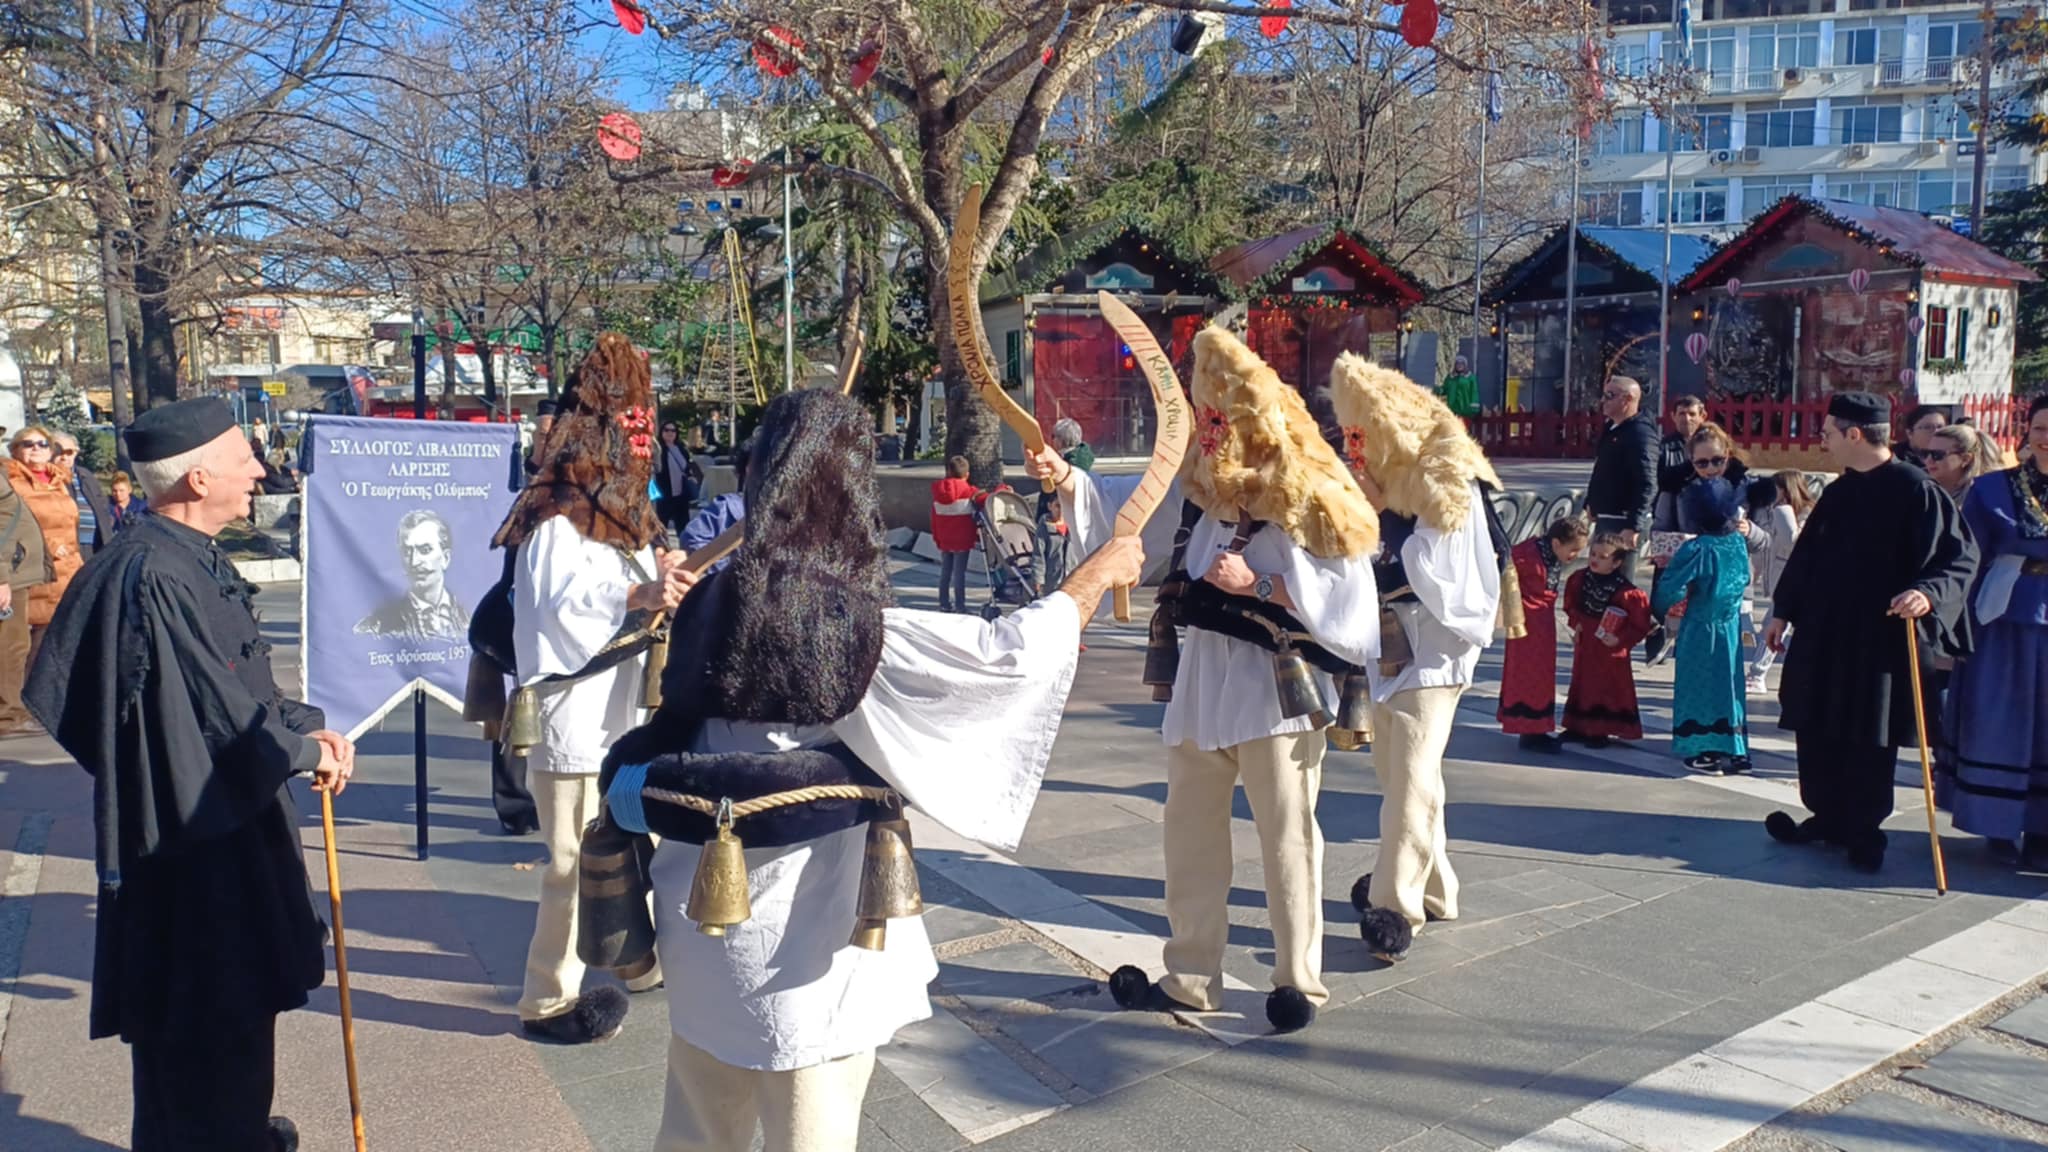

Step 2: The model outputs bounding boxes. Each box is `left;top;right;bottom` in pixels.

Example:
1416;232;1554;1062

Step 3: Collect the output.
1763;391;1977;873
25;397;355;1152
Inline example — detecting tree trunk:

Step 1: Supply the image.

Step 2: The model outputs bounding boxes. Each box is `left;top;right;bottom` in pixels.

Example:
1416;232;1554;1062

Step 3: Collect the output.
929;260;1001;487
133;253;180;407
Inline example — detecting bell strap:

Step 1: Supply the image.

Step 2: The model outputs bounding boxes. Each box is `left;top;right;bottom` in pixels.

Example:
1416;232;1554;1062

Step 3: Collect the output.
1229;511;1257;554
642;783;900;821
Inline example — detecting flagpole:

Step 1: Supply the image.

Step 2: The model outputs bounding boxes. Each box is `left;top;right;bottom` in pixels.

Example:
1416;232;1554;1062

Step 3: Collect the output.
1473;57;1491;387
1563;128;1580;416
1658;5;1688;417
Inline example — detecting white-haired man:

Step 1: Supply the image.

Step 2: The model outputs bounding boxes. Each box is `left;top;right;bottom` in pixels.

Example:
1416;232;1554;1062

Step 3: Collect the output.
28;397;354;1152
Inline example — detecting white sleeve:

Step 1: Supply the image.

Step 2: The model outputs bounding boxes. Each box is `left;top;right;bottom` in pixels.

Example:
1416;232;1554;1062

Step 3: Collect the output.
1066;470;1144;556
831;596;1083;851
1396;494;1500;651
513;518;637;681
1278;541;1382;668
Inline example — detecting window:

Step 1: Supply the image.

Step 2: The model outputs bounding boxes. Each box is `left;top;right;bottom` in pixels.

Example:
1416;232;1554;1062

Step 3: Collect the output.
1606;41;1655;79
1004;330;1022;385
1582;185;1647;226
1708;0;1826;16
1827;174;1915;209
1925;305;1950;361
1595;114;1648;157
1747;24;1820;89
1743;179;1812;217
1917;171;1971;216
1692;31;1738;92
1831;97;1903;144
1992;166;2029;196
1672;104;1734;152
1925;22;1984;82
1745;100;1817;149
1659;179;1730;225
1926;95;1973;142
1955;308;1970;365
1833;24;1904;67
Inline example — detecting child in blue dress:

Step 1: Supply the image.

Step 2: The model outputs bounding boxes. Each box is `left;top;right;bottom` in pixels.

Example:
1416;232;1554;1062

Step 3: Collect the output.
1652;478;1752;774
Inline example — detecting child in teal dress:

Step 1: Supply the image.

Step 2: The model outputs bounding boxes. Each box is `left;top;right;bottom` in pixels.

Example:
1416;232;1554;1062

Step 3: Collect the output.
1652;479;1752;774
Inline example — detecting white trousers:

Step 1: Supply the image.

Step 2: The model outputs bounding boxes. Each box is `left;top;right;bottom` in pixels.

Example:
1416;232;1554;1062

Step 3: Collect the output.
1159;730;1329;1010
1366;686;1463;929
655;1034;876;1152
518;770;662;1021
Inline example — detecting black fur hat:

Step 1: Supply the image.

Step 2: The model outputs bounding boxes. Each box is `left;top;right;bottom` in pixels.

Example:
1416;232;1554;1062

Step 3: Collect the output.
666;389;892;727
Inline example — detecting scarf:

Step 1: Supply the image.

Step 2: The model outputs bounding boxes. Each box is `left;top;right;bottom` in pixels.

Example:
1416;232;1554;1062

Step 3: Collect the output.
1535;538;1563;592
2015;458;2048;540
1578;567;1630;618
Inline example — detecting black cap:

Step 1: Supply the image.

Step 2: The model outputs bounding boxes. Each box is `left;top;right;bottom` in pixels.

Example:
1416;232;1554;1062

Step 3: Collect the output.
126;397;237;463
1826;391;1890;425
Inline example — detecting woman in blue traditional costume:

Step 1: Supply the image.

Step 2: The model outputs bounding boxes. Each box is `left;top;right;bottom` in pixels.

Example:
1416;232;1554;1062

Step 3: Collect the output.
1653;478;1751;775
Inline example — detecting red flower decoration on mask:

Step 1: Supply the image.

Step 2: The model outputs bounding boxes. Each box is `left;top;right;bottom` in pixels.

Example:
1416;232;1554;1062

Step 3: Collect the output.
1343;427;1370;474
1197;405;1229;456
618;405;655;460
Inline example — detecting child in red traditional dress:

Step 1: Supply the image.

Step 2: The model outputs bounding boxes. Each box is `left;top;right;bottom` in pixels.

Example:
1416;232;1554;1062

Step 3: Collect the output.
1561;531;1656;747
1498;516;1590;752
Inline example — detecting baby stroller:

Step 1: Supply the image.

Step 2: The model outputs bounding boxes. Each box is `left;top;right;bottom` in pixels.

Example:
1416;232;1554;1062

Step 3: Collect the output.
972;489;1042;620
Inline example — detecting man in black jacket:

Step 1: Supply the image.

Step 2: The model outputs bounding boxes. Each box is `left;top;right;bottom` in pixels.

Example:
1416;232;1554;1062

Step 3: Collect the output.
1653;394;1707;531
1584;375;1658;584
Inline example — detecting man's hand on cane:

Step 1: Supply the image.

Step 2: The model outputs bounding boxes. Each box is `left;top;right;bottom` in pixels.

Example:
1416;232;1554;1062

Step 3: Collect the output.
1887;589;1932;619
310;730;355;795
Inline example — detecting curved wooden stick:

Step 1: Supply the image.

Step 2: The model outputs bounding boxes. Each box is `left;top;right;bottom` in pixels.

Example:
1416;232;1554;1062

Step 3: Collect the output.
949;185;1051;491
838;328;866;396
1904;617;1948;896
682;520;743;574
320;786;369;1151
1096;292;1188;622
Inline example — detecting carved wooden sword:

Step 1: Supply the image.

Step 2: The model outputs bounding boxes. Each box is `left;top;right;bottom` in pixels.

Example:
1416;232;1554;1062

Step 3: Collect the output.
948;185;1052;491
1095;291;1188;623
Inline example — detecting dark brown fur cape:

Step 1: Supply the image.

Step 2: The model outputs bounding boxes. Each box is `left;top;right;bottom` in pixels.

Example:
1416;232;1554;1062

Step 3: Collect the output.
493;333;663;552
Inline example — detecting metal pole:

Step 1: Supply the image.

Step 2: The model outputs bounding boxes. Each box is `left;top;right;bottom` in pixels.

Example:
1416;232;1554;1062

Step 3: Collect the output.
84;0;133;456
1968;5;1994;238
1563;131;1581;415
410;308;430;861
1658;102;1677;416
783;171;795;393
1472;53;1491;390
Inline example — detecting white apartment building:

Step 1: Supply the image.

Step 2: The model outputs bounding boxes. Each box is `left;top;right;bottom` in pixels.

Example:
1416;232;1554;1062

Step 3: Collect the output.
1582;0;2043;233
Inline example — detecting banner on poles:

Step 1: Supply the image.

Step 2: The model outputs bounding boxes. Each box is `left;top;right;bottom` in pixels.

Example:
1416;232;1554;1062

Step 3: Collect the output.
299;416;520;738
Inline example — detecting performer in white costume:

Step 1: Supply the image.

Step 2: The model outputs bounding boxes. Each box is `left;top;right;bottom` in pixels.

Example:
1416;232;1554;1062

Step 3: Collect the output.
1040;326;1380;1033
597;390;1146;1152
1326;355;1505;963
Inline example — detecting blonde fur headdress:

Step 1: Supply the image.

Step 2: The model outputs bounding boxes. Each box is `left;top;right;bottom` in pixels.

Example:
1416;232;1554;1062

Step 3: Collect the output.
1180;327;1377;560
1327;353;1500;533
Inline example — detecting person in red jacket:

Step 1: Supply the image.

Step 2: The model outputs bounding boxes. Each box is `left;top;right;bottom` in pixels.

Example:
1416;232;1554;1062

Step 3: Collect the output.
1498;516;1588;751
1560;531;1656;746
930;455;979;612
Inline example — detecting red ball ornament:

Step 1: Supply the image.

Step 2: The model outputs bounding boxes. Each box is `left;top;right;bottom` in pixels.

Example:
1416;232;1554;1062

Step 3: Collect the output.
850;40;883;88
597;112;643;162
753;26;804;78
712;161;752;188
610;0;645;36
1260;0;1294;38
1400;0;1439;48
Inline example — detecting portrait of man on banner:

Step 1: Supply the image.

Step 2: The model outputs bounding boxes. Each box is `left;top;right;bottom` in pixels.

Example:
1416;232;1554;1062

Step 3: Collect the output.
355;509;472;641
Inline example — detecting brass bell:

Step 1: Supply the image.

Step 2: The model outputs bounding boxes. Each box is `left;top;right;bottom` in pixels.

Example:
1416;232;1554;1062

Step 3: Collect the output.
575;814;658;976
1272;644;1329;728
687;804;751;936
1142;609;1179;704
1336;671;1373;734
640;635;669;710
462;653;507;728
505;684;542;757
850;808;923;951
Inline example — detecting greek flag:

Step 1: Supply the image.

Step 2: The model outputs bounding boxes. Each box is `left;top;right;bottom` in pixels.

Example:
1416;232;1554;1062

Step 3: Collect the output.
1485;71;1503;123
1677;1;1693;55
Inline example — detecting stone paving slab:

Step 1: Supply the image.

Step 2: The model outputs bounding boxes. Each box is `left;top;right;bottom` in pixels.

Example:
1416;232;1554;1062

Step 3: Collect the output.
1796;1089;2048;1152
1989;997;2048;1050
1903;1036;2048;1129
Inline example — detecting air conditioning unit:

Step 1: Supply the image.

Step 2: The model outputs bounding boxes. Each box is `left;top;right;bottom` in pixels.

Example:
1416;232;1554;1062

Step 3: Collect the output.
1783;67;1803;84
1847;143;1872;161
1915;141;1943;158
1710;148;1736;166
1739;146;1763;164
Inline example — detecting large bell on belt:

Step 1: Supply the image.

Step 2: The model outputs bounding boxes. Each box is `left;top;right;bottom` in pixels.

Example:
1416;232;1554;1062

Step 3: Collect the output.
1142;610;1179;703
575;815;658;980
687;814;752;936
1272;643;1329;729
1336;671;1373;732
462;653;507;730
850;809;922;951
505;684;542;757
640;635;669;710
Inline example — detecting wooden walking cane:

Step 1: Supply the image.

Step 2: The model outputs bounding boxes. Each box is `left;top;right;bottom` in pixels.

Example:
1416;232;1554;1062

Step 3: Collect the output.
1903;616;1949;896
319;783;369;1151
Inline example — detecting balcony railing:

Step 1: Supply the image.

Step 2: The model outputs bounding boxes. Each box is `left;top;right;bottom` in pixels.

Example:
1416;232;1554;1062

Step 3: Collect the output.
1926;56;1956;83
1876;58;1908;86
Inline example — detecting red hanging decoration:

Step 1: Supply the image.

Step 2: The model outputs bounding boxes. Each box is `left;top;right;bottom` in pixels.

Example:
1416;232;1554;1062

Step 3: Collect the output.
1399;0;1439;48
596;112;643;162
711;161;752;188
850;40;883;89
753;26;804;78
1042;45;1055;66
1260;0;1294;38
609;0;646;36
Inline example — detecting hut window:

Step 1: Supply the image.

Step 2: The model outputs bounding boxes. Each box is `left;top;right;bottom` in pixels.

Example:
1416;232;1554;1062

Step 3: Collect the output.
1924;306;1950;362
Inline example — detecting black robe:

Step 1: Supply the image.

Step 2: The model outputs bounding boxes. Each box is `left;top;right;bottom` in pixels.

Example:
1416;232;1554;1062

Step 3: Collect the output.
1773;458;1977;750
24;514;327;1042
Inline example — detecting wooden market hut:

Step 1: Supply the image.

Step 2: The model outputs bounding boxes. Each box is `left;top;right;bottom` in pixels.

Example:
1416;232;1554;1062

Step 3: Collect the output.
1210;224;1426;395
979;220;1220;459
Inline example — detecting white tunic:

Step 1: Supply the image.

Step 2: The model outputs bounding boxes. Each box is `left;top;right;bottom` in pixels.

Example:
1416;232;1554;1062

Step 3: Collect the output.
625;595;1082;1071
512;517;657;776
1367;484;1501;702
1070;473;1379;751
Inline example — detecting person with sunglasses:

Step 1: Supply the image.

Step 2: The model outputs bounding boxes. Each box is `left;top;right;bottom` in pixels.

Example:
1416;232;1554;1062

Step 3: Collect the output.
49;429;111;557
6;426;83;660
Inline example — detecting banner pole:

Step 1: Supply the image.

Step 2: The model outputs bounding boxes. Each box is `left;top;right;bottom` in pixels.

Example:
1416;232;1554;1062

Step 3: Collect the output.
412;312;431;861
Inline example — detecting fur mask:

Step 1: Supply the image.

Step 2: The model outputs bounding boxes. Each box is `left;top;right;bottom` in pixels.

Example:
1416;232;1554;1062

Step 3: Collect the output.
1180;326;1377;560
493;333;663;553
1328;354;1500;533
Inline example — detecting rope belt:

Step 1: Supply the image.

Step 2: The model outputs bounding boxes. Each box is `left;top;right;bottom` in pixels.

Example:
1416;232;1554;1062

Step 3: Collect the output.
641;784;900;821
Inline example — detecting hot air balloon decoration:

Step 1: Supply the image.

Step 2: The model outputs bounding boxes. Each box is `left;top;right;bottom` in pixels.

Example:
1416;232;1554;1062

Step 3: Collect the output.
1725;277;1741;297
1899;368;1915;389
1847;267;1870;295
1906;314;1924;338
1685;332;1709;364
